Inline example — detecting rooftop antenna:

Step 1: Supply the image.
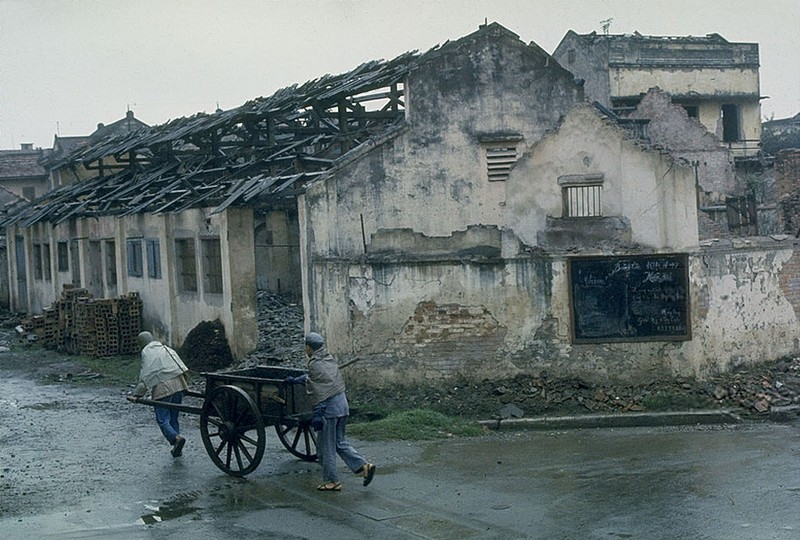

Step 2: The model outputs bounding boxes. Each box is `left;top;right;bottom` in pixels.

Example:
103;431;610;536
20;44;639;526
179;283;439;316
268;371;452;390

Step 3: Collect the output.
600;18;613;35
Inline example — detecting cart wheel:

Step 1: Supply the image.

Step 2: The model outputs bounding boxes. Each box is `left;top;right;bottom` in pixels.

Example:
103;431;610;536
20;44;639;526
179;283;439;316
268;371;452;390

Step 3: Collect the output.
200;385;265;477
275;418;318;462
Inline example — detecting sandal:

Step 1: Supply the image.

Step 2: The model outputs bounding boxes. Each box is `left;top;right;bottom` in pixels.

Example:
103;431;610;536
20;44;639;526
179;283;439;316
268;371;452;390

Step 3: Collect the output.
317;482;342;491
361;463;376;487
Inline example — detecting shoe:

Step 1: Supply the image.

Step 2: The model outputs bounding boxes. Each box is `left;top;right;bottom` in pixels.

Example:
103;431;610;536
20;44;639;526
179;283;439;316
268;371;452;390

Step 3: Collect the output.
171;436;186;457
361;463;376;487
317;482;342;491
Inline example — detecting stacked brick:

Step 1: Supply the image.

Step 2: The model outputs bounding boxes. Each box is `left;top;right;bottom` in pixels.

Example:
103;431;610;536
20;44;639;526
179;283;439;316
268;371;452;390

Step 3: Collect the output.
23;287;142;357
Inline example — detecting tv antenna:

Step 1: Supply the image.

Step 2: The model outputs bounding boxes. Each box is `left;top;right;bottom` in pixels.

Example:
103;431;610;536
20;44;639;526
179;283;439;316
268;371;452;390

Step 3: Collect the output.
600;18;613;35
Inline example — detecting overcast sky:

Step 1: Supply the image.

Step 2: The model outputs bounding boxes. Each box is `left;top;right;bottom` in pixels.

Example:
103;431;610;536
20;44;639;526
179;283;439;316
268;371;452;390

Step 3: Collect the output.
1;0;798;150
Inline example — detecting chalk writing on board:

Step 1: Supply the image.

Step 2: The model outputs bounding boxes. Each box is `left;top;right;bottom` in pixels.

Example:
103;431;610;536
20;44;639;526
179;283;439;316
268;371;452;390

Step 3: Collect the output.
569;254;690;342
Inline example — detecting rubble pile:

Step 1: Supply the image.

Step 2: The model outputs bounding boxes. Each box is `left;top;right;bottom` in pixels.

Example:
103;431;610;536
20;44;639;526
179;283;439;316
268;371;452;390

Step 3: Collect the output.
348;357;800;420
237;291;305;369
228;291;800;421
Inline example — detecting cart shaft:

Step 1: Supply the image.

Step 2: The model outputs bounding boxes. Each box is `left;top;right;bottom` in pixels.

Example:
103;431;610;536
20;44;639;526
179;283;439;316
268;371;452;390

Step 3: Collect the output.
133;397;203;415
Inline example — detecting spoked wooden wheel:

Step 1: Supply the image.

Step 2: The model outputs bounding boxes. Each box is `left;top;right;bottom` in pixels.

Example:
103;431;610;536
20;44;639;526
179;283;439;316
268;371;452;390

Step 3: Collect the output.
200;385;265;477
275;418;318;462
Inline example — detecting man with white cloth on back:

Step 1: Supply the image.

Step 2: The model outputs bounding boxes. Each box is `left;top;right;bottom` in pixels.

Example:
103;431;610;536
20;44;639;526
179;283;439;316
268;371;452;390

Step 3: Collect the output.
127;331;190;457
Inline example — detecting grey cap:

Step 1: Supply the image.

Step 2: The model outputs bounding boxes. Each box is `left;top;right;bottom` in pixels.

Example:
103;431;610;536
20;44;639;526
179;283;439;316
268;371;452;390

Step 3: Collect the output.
137;331;154;347
305;332;325;351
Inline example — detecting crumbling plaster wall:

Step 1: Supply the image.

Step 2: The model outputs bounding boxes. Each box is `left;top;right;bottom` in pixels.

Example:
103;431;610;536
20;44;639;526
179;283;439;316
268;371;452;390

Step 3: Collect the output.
303;26;582;259
614;66;762;142
507;103;699;251
629;88;736;199
7;207;258;357
164;207;257;357
552;31;613;107
326;241;800;387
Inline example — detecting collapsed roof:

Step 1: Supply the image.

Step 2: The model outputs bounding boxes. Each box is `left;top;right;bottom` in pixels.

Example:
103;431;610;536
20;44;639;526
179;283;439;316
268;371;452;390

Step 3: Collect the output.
2;49;421;227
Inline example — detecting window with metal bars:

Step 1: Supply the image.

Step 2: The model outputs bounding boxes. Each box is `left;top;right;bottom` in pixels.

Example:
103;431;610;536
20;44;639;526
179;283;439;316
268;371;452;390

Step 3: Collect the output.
57;242;69;272
485;146;518;182
175;238;197;292
564;184;603;217
201;238;223;294
558;174;604;217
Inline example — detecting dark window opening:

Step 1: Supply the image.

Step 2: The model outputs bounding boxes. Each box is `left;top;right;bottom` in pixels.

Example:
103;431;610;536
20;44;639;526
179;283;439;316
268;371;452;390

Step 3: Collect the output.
105;240;117;287
42;244;51;281
201;238;223;294
57;242;69;272
175;238;197;292
726;195;757;229
683;105;699;118
721;104;740;142
33;244;42;280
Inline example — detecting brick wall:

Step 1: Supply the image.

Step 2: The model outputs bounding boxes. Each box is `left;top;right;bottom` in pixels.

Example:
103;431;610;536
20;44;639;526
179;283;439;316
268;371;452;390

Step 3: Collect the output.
779;248;800;321
775;149;800;235
384;301;507;378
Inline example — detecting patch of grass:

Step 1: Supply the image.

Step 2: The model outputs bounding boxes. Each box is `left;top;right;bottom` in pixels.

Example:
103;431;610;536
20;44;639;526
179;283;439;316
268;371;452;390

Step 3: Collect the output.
642;391;710;411
348;408;484;441
71;354;142;386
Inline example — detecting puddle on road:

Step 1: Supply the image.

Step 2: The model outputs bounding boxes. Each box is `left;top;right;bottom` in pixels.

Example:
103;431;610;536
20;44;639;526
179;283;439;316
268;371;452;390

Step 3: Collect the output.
139;490;202;525
136;480;302;526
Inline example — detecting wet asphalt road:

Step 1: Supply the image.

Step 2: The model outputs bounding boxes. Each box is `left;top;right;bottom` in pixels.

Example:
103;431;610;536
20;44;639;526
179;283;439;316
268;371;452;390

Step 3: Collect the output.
1;367;799;539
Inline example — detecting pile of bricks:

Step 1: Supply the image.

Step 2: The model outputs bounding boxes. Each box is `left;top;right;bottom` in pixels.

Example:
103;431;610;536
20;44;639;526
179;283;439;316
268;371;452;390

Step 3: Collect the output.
22;287;142;357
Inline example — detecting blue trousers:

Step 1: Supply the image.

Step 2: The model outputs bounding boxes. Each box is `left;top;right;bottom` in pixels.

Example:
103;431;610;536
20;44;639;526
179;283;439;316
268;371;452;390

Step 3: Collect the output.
154;391;183;445
318;416;367;483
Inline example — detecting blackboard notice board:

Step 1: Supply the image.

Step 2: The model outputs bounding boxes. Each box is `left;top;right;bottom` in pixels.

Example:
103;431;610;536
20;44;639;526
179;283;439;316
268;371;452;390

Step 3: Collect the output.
569;254;690;343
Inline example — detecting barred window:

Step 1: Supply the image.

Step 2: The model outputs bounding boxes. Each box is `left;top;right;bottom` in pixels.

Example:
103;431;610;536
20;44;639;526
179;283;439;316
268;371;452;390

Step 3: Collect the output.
175;238;197;292
558;174;605;218
33;244;42;279
565;184;603;217
201;238;223;294
57;242;69;272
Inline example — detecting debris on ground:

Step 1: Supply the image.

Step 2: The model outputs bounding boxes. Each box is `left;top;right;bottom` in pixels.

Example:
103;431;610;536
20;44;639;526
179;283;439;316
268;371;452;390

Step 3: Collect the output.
239;292;800;420
236;291;306;369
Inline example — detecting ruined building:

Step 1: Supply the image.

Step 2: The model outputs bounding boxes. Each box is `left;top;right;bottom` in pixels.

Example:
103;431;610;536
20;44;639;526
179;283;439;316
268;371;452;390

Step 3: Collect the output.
553;30;762;160
2;23;799;385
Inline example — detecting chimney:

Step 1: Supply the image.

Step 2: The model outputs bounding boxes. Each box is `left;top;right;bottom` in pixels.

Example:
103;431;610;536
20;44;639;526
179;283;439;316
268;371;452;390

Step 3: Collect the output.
20;143;33;151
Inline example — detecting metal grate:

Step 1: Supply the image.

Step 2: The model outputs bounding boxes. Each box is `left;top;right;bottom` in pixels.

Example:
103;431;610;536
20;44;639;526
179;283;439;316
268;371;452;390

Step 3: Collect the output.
565;185;602;217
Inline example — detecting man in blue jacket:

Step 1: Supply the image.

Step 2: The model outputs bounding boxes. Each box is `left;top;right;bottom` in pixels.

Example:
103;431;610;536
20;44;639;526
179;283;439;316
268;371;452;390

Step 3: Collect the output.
290;332;375;491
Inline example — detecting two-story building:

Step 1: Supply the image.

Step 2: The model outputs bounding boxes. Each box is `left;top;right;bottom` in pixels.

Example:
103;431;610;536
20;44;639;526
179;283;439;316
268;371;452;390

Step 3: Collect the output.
553;31;763;161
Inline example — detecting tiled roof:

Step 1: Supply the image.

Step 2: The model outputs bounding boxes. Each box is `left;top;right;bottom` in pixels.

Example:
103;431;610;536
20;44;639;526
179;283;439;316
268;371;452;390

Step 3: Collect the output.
0;149;47;179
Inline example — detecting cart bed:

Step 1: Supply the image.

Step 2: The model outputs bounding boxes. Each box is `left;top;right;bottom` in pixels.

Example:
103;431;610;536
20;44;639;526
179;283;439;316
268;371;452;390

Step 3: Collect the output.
204;365;313;422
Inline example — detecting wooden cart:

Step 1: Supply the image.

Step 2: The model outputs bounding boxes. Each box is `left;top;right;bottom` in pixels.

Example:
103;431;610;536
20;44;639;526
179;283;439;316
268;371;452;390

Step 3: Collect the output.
134;365;317;477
